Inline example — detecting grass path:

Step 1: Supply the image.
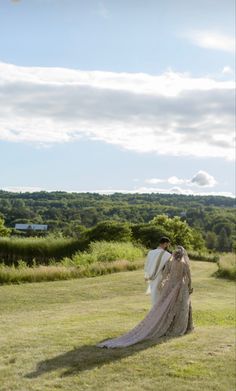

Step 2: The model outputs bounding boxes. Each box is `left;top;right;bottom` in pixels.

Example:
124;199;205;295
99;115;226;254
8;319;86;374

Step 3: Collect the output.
0;261;235;391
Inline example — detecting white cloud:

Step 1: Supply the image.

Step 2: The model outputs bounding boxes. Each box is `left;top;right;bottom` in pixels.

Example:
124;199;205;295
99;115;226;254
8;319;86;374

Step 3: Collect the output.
0;62;235;160
146;176;187;185
222;66;233;75
186;30;235;53
147;171;218;188
190;170;217;187
145;178;165;185
97;2;110;19
145;171;217;187
167;176;186;185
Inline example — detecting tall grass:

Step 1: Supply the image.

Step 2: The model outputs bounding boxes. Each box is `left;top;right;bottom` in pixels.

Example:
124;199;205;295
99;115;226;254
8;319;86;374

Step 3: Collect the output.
0;241;146;284
187;251;219;263
0;235;218;268
62;240;146;266
216;253;236;280
0;236;88;265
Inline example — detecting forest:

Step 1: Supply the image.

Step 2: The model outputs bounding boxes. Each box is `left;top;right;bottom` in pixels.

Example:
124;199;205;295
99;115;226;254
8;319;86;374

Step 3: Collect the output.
0;190;235;253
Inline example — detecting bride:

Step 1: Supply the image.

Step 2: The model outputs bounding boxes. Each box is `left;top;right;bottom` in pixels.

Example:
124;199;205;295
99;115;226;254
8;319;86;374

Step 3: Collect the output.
97;246;194;348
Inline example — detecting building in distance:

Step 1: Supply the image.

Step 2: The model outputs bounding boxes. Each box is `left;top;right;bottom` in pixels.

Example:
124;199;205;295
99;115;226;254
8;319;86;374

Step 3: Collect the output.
15;224;48;231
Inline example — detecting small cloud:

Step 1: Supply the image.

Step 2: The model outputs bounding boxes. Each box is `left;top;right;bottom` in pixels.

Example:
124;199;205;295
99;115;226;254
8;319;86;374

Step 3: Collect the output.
222;66;233;75
146;176;187;185
185;30;235;53
169;187;183;194
167;176;187;185
97;2;110;19
145;178;165;184
190;170;217;187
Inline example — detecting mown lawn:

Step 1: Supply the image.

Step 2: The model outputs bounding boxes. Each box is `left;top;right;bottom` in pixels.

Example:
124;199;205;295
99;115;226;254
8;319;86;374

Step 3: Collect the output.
0;261;235;391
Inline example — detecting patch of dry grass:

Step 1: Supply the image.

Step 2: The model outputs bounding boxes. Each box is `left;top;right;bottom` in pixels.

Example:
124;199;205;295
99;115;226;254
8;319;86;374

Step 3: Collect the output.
216;253;236;280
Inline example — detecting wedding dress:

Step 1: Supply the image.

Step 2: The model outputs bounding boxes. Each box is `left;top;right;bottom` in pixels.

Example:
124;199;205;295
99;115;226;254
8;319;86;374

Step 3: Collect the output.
97;247;193;348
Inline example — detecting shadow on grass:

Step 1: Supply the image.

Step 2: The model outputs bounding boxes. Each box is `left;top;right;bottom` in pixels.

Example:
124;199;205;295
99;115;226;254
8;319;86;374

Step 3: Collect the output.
25;337;171;378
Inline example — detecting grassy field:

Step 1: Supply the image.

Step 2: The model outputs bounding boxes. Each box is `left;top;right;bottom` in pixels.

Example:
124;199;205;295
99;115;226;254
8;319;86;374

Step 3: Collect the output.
0;261;235;391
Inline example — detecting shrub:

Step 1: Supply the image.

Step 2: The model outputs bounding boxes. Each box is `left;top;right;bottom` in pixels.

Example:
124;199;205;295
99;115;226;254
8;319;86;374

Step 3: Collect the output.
64;241;146;266
0;217;11;236
216;253;236;280
188;251;219;263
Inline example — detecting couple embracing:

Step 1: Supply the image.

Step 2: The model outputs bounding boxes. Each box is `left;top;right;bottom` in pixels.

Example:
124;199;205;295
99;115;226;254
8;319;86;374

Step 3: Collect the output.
97;237;194;348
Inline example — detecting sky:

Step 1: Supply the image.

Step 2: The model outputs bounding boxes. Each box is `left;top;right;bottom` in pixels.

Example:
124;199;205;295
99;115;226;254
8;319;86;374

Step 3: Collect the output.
0;0;235;196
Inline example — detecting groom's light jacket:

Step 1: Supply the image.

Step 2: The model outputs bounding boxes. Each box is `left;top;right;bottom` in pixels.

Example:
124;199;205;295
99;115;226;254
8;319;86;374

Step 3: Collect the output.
144;248;171;280
144;248;172;304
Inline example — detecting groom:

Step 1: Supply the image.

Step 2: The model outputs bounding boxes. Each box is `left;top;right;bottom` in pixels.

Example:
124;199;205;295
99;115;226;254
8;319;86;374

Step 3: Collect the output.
144;237;171;306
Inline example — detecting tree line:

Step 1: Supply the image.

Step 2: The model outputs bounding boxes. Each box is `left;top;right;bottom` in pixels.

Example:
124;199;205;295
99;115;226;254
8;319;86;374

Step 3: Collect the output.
0;190;235;252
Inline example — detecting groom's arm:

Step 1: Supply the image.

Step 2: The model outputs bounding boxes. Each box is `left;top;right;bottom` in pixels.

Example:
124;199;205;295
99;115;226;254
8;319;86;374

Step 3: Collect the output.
161;251;172;271
144;251;151;280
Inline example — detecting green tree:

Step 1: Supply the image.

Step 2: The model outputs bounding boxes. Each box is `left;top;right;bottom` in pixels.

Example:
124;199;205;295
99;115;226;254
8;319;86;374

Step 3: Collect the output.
217;228;232;252
150;215;202;250
206;231;218;250
87;221;132;243
0;217;11;237
131;224;169;249
191;228;206;251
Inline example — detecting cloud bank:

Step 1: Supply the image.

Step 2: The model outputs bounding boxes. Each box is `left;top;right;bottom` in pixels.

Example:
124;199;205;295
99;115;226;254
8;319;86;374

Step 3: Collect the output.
0;62;235;159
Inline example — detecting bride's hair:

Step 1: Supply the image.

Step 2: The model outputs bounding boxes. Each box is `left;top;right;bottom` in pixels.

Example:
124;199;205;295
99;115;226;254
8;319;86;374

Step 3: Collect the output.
173;246;185;261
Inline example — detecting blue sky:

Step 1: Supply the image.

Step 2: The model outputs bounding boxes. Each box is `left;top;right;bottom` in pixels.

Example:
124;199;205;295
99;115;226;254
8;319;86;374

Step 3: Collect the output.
0;0;235;196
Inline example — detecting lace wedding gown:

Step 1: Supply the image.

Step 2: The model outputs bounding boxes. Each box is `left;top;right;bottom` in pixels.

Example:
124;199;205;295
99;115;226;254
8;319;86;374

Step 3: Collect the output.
97;248;193;348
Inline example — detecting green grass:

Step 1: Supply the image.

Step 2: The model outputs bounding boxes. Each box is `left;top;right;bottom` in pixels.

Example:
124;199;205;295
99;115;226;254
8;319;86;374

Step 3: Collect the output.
216;253;236;280
0;261;235;391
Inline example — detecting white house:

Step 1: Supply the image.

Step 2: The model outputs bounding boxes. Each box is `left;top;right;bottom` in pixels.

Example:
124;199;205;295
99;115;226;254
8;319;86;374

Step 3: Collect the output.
15;224;48;231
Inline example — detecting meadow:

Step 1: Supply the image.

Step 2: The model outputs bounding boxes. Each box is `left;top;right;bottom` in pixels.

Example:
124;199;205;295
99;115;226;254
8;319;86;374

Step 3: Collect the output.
0;260;235;391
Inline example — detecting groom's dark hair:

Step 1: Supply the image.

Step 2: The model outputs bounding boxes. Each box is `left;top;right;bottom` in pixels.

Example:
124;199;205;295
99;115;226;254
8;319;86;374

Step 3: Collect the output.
159;237;170;244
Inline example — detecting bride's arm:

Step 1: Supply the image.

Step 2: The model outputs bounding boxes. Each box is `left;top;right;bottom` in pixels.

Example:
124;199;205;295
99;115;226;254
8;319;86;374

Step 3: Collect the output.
184;261;193;293
162;258;172;276
159;258;172;290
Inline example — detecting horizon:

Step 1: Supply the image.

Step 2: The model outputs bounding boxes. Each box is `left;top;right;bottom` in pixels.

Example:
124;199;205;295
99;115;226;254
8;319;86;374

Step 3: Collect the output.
0;188;235;199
